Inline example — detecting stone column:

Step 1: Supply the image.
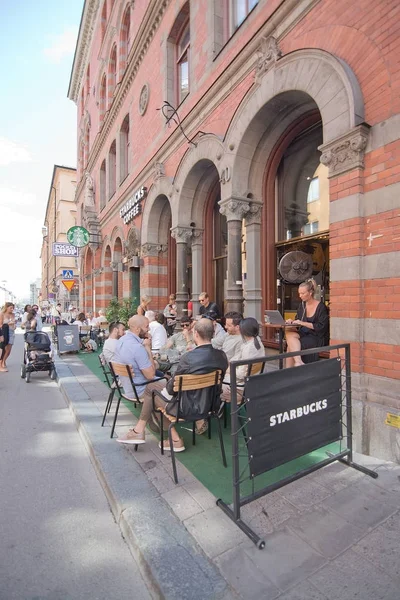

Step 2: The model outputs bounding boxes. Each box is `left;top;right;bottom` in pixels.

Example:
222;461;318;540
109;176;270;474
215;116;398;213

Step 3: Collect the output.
191;229;204;317
244;203;263;321
171;226;193;319
219;197;250;314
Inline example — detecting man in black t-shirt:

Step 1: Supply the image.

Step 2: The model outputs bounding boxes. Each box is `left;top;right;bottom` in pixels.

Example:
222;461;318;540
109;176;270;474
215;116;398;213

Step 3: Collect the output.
198;292;221;320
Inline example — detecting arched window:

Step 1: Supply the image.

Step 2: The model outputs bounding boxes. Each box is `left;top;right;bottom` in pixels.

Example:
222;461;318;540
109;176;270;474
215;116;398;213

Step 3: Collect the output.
166;2;190;107
119;5;131;79
108;44;117;107
100;160;106;211
101;1;107;42
176;20;190;104
100;74;107;123
119;114;130;183
108;140;116;200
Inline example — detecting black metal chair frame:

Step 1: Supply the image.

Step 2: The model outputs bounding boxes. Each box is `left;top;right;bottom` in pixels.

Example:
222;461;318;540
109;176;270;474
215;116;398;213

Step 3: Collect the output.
108;362;166;439
98;354;116;427
222;361;265;429
152;369;227;483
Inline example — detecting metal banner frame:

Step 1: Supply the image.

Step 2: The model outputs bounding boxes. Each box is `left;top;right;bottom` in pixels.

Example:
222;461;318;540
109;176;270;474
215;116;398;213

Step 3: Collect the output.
217;344;378;549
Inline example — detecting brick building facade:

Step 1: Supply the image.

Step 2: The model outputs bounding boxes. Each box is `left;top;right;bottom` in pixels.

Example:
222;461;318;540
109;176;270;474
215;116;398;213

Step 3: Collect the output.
68;0;400;462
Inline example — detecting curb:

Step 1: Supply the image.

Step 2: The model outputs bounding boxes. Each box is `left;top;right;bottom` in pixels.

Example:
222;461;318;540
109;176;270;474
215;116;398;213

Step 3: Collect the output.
55;356;235;600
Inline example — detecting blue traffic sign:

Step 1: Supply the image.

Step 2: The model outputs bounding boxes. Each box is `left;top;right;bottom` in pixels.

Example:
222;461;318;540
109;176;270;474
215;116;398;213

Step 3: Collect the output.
62;269;74;279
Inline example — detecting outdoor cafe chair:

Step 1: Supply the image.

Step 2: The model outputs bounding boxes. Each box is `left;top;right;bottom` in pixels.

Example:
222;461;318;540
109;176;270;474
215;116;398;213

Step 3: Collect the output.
108;362;166;439
98;353;116;427
222;361;265;428
152;369;227;484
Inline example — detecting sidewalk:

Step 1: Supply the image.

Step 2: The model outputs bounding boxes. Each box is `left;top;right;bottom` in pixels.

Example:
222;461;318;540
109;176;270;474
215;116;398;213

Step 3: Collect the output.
55;351;400;600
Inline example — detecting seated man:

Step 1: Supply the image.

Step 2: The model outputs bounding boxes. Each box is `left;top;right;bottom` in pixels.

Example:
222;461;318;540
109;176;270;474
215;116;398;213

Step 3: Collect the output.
198;292;221;320
93;309;108;327
116;318;228;451
165;316;194;354
215;311;243;360
113;315;159;401
102;321;126;363
145;310;168;352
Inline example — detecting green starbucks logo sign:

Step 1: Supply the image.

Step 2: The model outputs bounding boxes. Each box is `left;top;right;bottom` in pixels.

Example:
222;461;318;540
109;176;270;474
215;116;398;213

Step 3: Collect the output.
67;226;90;248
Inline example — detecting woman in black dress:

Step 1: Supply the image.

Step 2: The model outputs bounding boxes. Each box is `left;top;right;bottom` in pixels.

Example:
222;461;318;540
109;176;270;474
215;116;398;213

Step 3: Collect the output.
285;279;329;366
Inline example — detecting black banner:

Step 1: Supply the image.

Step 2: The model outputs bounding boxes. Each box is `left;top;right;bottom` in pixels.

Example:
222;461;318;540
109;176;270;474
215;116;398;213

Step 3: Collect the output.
244;358;342;477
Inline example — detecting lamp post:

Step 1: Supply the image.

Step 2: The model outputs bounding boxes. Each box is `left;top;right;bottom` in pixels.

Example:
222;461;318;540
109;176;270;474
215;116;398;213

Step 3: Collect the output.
42;224;49;303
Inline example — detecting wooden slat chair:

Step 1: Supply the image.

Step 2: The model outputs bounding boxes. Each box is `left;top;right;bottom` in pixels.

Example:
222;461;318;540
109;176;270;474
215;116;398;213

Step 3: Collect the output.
152;369;227;484
108;362;166;439
98;353;116;427
222;361;265;428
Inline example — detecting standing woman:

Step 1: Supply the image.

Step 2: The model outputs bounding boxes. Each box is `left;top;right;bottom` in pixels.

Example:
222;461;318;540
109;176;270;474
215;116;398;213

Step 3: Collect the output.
137;295;151;316
31;304;43;331
285;278;329;367
0;302;16;372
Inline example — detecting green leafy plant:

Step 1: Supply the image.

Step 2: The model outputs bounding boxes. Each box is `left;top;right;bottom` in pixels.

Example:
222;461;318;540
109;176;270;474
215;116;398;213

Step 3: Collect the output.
105;296;139;325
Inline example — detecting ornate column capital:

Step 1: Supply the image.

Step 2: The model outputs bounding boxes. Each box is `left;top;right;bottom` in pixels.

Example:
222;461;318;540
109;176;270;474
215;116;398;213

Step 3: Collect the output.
153;161;165;180
171;226;193;243
318;123;370;178
191;228;204;247
141;242;162;257
245;202;263;226
219;197;250;221
255;36;282;84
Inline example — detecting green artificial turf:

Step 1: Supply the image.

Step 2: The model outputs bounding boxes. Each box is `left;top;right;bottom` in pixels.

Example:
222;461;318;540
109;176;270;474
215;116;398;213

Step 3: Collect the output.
78;349;346;503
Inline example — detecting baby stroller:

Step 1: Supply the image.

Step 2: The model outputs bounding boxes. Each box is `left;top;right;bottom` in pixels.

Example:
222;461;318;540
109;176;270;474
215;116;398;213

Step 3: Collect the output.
21;331;56;383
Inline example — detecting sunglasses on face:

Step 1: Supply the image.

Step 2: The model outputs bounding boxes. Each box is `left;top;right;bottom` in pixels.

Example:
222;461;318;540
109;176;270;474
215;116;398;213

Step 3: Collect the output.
182;323;190;328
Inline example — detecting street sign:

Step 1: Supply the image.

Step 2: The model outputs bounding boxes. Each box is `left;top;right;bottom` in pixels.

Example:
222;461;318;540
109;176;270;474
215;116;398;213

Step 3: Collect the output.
67;226;90;248
52;242;79;257
62;280;75;292
62;269;74;279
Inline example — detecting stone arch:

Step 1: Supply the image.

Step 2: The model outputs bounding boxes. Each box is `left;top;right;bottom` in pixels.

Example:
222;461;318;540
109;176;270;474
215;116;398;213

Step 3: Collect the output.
109;225;125;250
172;134;225;227
101;238;112;267
225;48;365;197
141;176;173;244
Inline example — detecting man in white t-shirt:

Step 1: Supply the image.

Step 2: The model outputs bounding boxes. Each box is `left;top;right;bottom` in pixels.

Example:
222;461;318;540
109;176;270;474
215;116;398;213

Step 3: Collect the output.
102;322;126;363
145;311;167;352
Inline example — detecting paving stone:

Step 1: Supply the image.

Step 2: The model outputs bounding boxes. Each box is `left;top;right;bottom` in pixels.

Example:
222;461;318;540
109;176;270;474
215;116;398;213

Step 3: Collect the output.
372;465;400;493
352;511;400;580
323;478;398;531
184;481;219;511
162;486;205;521
243;527;327;591
258;494;302;528
275;580;329;600
185;506;248;558
286;505;364;559
309;549;400;600
215;544;280;600
276;477;333;509
307;460;364;493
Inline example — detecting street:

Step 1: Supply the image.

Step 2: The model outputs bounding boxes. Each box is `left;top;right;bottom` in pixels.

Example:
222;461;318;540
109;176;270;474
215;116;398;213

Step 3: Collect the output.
0;330;151;600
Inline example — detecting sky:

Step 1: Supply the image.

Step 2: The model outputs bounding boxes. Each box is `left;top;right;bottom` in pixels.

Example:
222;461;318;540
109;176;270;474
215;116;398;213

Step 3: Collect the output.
0;0;84;301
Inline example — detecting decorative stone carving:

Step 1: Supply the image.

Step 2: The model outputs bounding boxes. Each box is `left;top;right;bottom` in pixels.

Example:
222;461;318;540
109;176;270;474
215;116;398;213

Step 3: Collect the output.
153;162;165;179
93;267;104;276
141;242;162;257
125;226;141;258
219;166;231;185
84;172;95;206
110;261;118;270
255;36;282;83
191;229;204;246
219;198;250;221
319;124;370;178
139;83;150;115
170;226;193;243
245;203;263;226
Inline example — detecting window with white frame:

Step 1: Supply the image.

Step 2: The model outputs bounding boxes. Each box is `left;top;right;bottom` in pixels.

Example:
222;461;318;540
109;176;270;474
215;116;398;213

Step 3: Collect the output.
176;21;190;104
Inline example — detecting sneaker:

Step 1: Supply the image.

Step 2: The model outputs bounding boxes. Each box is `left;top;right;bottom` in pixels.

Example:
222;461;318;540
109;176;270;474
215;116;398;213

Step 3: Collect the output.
116;428;145;445
148;413;161;434
158;438;185;453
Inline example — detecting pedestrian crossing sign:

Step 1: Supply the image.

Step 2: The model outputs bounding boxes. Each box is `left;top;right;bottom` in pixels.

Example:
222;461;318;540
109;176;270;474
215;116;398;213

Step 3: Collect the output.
62;269;74;279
